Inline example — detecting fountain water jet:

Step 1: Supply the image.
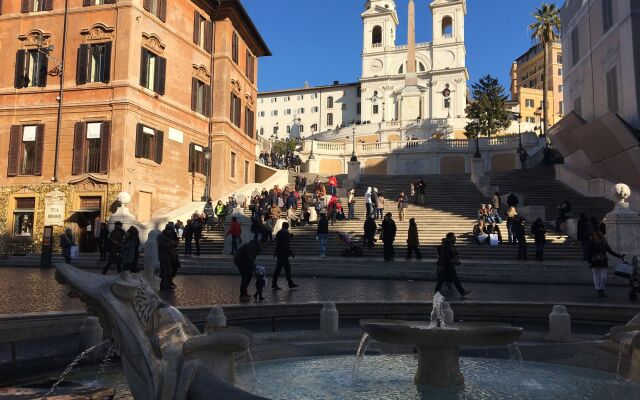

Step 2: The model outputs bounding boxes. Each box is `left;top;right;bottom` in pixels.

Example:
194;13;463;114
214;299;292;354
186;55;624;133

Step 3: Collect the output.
360;293;523;387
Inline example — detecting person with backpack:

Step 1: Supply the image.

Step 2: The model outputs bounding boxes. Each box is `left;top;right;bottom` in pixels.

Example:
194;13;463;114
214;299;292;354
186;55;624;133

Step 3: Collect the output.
317;213;329;258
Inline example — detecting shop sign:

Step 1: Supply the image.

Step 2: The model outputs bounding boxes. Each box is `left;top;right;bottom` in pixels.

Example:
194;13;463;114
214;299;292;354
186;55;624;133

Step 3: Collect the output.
44;190;66;226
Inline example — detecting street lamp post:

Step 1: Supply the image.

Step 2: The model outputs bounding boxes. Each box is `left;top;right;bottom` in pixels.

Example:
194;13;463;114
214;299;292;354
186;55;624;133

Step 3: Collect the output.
474;132;481;158
308;116;315;159
350;121;357;162
515;113;523;151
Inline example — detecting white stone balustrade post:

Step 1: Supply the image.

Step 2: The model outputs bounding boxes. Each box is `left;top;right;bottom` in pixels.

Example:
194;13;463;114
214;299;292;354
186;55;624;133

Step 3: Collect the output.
605;184;640;261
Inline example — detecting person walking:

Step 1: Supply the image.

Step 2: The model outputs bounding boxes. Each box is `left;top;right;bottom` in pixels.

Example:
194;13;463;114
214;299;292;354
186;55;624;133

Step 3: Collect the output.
492;192;501;214
317;213;329;258
157;223;179;291
406;218;422;260
60;228;75;264
512;215;528;260
587;231;624;298
347;189;356;220
226;216;242;255
531;218;546;261
518;148;529;169
371;188;380;219
506;207;518;245
376;193;385;220
380;213;397;262
272;222;298;290
121;226;141;272
182;220;194;256
434;233;471;299
416;178;426;206
234;239;262;302
97;223;109;262
102;221;125;274
365;187;373;218
363;215;377;249
397;191;407;222
192;217;203;256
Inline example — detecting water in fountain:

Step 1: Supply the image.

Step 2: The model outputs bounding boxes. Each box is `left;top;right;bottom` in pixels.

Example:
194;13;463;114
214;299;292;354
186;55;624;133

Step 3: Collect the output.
508;343;523;371
43;340;109;398
244;348;257;381
429;292;446;328
352;333;371;376
97;343;117;375
616;342;626;379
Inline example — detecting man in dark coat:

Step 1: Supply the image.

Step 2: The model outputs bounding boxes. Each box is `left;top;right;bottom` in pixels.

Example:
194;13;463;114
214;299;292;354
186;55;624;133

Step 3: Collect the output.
434;233;471;298
234;240;262;301
531;218;546;261
380;213;397;261
192;218;203;256
363;215;377;249
157;223;179;291
406;218;422;260
102;221;125;274
512;216;528;260
182;219;194;256
272;223;298;290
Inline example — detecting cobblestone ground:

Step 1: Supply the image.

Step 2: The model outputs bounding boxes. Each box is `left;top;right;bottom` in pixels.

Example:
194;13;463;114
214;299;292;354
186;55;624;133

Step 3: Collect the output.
0;267;636;315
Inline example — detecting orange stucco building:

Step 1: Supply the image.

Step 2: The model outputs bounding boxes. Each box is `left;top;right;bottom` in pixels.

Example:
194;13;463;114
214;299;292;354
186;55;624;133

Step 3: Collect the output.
0;0;269;253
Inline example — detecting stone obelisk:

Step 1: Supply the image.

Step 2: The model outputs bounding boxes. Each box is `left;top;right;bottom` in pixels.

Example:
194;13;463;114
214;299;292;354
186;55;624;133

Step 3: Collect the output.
405;0;418;87
399;0;422;121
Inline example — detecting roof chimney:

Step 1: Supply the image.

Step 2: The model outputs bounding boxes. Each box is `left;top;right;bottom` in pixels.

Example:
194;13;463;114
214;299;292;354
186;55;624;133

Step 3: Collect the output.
333;80;340;85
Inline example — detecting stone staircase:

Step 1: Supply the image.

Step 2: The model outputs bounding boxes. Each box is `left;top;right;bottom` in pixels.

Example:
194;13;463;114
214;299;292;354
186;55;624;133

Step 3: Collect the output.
181;168;615;262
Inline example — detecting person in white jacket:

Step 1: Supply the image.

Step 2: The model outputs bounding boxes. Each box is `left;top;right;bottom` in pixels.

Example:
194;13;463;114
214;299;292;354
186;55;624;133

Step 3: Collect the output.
365;187;373;218
347;189;356;220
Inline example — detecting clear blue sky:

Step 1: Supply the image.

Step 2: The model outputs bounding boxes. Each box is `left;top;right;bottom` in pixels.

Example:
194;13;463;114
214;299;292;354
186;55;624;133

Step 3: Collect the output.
242;0;561;92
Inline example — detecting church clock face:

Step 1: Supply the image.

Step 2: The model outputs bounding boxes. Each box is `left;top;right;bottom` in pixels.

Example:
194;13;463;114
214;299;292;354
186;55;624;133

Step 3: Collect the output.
369;59;384;74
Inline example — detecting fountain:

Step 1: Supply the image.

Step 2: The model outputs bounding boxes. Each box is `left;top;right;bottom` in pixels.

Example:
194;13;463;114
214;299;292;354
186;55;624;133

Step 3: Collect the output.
54;263;266;400
359;292;523;387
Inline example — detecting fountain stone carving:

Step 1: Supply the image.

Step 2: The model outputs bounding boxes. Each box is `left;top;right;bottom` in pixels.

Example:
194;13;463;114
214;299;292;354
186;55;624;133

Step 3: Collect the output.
360;294;523;388
55;263;266;400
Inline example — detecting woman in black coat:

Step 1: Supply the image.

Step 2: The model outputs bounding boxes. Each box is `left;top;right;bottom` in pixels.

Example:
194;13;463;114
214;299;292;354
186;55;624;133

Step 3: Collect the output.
587;231;623;298
363;215;377;249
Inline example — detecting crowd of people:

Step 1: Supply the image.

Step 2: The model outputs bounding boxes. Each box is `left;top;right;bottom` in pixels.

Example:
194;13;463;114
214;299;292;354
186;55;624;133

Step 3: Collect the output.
258;150;302;171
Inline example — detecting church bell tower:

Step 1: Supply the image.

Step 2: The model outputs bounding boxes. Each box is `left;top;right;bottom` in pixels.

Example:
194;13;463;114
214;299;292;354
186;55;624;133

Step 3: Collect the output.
361;0;399;55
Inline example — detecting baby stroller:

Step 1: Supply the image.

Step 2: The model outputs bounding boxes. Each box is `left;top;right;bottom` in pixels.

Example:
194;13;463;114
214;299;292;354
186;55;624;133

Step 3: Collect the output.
614;256;640;301
338;232;364;257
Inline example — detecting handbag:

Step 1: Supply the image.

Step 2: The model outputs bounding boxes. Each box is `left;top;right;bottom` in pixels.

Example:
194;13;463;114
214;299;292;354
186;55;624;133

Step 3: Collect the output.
489;234;499;247
70;245;79;259
614;262;634;278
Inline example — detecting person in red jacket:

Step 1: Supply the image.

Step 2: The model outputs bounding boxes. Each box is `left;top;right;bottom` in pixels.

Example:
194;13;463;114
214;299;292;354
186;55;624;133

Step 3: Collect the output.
226;216;242;255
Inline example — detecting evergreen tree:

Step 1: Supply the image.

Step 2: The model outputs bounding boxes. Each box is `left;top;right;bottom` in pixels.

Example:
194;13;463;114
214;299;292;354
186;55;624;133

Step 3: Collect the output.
464;75;511;138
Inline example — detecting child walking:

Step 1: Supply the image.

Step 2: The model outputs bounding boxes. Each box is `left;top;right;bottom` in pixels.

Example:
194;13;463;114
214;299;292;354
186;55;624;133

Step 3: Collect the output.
254;265;267;302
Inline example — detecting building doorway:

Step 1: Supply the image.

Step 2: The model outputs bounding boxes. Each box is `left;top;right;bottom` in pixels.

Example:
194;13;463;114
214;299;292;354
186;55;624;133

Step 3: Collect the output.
76;211;100;253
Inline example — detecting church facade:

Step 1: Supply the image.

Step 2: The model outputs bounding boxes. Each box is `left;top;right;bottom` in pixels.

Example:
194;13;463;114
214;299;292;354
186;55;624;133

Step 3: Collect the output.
257;0;469;141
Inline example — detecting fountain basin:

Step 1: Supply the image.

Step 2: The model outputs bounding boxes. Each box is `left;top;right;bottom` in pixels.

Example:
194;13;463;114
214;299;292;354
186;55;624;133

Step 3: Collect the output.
360;319;523;387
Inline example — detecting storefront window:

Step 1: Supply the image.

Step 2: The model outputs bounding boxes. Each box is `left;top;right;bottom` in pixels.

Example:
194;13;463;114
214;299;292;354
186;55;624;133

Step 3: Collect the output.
13;197;35;237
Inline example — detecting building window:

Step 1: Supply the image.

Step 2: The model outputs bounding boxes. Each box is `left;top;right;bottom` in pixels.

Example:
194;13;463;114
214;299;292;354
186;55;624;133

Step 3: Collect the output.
311;123;318;132
558;85;563;93
571;28;580;66
372;26;382;45
525;99;535;108
557;54;563;64
230;92;242;127
140;48;166;95
7;125;44;176
13;197;35;237
327;113;334;126
135;124;163;164
606;67;619;113
573;96;582;116
193;12;213;53
357;102;361;114
14;49;48;88
77;42;112;84
299;125;304;133
327;96;334;109
188;143;206;174
232;31;239;64
271;110;278;117
72;121;111;175
286;125;291;134
272;126;278;136
444;98;451;109
442;16;453;37
297;95;304;100
191;78;211;116
83;0;117;6
230;152;236;178
342;103;347;111
357;87;361;97
259;127;264;136
311;107;318;113
259;111;265;117
298;108;305;114
143;0;166;21
559;101;564;115
558;68;562;76
310;93;317;99
244;107;255;138
283;96;290;102
271;98;277;103
21;0;52;12
373;105;379;114
285;109;292;115
246;50;255;83
602;0;613;33
244;160;249;184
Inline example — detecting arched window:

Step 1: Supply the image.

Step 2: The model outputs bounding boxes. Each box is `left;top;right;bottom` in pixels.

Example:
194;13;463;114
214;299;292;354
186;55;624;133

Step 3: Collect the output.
327;113;334;126
299;125;304;133
419;62;426;72
442;16;453;37
272;126;278;135
311;123;318;132
372;26;382;45
398;64;404;74
259;127;264;136
327;96;334;109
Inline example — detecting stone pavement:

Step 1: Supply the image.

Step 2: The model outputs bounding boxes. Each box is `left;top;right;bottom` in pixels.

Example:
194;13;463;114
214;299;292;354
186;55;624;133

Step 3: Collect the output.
0;267;637;315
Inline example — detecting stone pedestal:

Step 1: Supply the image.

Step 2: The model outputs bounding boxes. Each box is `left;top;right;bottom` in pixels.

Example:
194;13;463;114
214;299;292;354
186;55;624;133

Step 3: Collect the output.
223;208;253;254
442;302;454;325
107;192;139;231
399;87;422;122
415;346;464;387
470;158;485;181
143;229;162;292
320;302;339;337
604;184;640;260
205;307;227;332
347;161;361;184
307;157;319;174
548;305;572;342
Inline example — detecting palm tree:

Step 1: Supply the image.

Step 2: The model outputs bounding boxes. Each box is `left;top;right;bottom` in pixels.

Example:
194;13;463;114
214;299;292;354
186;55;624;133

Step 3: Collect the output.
529;3;561;135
